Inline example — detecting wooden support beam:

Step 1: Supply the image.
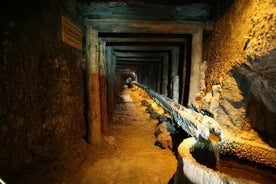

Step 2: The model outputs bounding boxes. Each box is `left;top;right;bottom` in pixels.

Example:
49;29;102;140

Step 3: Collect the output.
106;46;115;118
148;63;157;90
80;3;212;21
99;40;108;132
171;47;180;102
189;29;203;104
116;60;159;69
113;45;177;52
117;65;149;70
86;26;102;145
116;60;150;65
102;37;187;43
180;43;189;105
116;66;143;70
162;54;169;96
116;57;161;62
86;19;211;34
114;51;165;58
157;61;162;93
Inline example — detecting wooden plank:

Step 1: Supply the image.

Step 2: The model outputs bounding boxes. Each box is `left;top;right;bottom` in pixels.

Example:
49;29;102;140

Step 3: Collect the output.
116;68;138;72
61;16;82;51
117;60;160;65
80;3;211;21
117;66;153;70
86;19;209;34
114;52;166;58
106;46;116;117
116;64;143;67
113;46;177;51
99;40;108;132
101;37;187;43
116;57;161;62
86;27;101;144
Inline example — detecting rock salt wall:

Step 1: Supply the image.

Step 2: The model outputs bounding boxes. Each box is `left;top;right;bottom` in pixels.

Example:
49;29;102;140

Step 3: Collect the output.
203;0;276;147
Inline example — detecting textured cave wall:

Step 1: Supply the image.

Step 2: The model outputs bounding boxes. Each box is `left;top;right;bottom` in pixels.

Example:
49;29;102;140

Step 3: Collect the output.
203;0;276;146
0;0;88;183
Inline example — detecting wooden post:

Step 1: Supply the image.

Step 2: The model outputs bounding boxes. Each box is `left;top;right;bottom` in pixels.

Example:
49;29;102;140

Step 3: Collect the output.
106;46;116;119
172;48;180;102
180;43;188;105
188;29;203;105
157;62;162;93
162;54;169;96
86;25;101;145
99;40;108;132
111;51;117;115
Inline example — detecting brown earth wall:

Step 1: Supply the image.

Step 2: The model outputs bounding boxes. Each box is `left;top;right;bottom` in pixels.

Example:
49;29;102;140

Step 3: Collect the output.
205;0;275;88
204;0;275;146
0;0;88;183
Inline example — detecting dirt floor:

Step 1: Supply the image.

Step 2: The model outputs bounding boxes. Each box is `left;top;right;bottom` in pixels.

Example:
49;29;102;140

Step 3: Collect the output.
72;87;177;184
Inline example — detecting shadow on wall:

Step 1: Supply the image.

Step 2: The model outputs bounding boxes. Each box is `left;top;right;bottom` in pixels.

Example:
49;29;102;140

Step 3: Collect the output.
233;49;276;148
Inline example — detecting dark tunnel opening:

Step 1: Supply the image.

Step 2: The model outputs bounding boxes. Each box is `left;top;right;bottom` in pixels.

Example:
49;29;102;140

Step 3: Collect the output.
98;33;193;109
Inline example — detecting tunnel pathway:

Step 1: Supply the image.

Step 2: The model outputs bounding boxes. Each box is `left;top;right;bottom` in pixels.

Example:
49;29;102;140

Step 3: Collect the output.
76;87;177;184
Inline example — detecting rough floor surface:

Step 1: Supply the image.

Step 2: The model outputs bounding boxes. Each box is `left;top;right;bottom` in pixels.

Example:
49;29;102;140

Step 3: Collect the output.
73;88;177;184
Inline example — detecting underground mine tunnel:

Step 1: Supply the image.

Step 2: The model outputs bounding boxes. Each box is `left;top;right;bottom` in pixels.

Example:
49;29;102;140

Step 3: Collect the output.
1;0;276;183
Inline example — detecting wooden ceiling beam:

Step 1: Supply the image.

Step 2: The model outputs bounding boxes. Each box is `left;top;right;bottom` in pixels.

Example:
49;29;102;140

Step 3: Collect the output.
116;57;162;62
86;19;212;34
102;37;187;43
114;51;166;58
80;3;211;21
113;45;177;52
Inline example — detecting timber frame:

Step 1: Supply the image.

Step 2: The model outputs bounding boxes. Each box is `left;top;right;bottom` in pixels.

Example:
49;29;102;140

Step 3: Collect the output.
81;1;212;144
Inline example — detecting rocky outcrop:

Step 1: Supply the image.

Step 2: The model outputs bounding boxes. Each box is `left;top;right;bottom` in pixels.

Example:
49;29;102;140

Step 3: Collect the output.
237;49;276;147
203;0;276;147
135;79;276;183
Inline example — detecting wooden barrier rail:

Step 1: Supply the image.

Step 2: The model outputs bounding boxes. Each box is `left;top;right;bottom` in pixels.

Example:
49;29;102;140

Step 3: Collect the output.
133;82;221;141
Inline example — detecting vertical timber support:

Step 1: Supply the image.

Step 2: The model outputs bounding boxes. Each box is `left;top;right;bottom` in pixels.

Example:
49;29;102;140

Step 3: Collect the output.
106;46;114;119
162;54;169;96
143;65;149;86
180;43;188;105
138;68;143;84
171;48;180;102
188;29;203;105
149;63;156;90
111;53;116;112
157;62;162;93
154;62;159;92
86;25;102;145
99;40;108;132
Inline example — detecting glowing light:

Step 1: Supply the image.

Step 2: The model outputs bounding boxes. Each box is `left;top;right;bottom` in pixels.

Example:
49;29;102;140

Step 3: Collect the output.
0;178;6;184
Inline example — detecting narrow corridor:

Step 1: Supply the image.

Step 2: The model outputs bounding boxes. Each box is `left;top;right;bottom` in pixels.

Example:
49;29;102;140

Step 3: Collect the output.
2;1;276;183
75;87;177;184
